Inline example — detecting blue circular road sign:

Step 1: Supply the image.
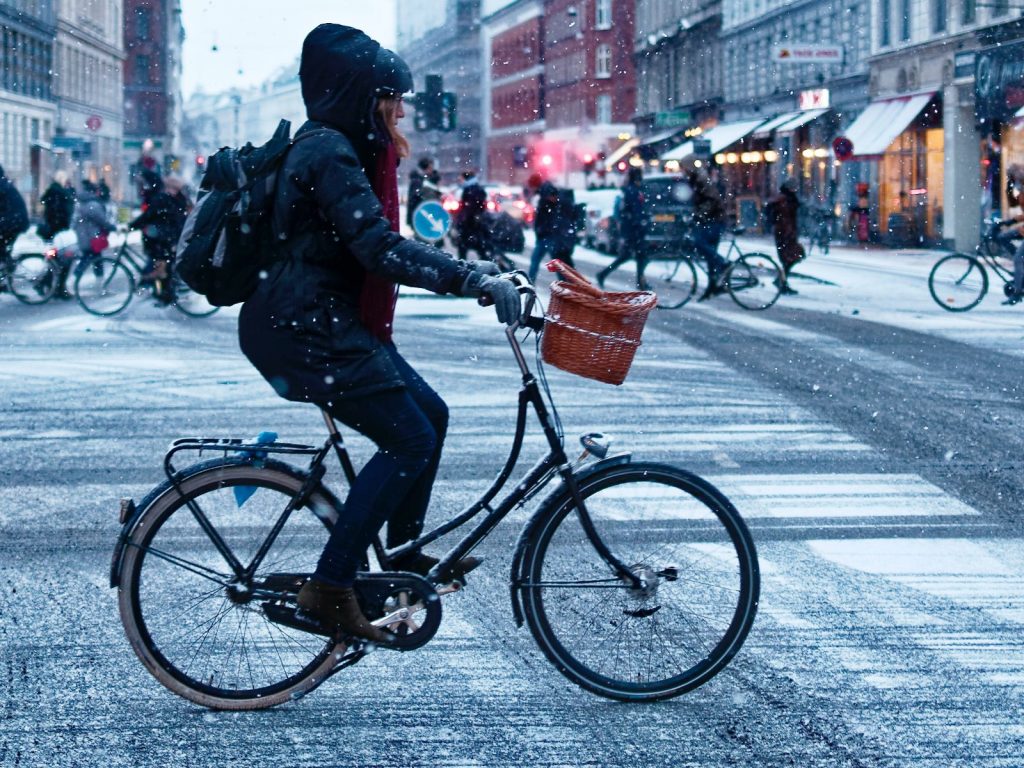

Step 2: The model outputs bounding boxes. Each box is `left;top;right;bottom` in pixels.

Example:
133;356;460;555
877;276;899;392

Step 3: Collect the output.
412;200;452;241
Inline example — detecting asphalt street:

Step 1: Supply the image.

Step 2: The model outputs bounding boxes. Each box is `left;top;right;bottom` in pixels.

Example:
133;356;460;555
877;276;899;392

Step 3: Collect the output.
0;238;1021;767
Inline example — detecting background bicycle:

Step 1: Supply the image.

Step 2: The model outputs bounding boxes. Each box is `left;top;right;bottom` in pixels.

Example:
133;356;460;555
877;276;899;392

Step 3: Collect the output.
74;233;218;317
803;205;836;257
649;225;783;311
928;218;1018;311
3;243;58;304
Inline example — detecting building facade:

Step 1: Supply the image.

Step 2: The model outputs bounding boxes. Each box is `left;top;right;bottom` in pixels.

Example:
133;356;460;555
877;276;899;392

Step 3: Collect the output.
53;0;126;195
1;0;58;210
122;0;183;197
396;0;485;182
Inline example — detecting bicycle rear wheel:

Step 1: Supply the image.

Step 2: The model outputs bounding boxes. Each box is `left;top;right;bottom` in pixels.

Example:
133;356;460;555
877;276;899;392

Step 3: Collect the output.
7;254;56;304
118;461;344;710
74;256;134;316
651;257;698;309
172;279;219;317
928;253;988;311
519;463;759;701
726;253;781;310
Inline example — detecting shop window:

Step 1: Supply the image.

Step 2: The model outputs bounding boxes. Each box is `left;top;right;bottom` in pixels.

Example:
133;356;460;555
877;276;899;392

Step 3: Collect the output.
595;0;612;29
595;44;611;78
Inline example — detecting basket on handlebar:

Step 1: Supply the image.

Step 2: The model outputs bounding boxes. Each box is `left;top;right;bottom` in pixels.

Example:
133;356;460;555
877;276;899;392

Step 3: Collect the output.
541;259;657;385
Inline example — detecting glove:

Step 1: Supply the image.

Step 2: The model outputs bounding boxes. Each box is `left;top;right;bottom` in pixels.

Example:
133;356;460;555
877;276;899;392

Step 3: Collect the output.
469;260;502;277
462;272;520;325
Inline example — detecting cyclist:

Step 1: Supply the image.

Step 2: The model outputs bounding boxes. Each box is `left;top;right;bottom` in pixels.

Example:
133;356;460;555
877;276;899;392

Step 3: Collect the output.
1000;163;1024;305
238;24;517;644
129;173;190;304
0;165;28;269
67;180;116;299
454;170;493;262
596;166;650;289
681;160;728;300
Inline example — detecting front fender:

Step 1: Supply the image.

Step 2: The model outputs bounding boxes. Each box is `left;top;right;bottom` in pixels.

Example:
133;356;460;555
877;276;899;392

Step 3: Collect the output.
108;456;341;588
508;453;631;628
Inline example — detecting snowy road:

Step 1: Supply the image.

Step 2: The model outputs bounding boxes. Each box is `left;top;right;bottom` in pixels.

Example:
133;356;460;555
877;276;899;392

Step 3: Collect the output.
0;244;1021;767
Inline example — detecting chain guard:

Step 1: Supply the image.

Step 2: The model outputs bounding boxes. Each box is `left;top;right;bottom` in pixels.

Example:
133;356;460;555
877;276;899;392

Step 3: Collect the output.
259;571;441;652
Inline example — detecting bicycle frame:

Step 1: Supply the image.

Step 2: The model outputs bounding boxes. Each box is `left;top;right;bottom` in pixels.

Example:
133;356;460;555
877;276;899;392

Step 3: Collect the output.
113;280;642;591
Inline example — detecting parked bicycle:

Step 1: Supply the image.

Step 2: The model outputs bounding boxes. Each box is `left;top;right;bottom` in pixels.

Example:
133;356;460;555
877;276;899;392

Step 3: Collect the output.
804;206;836;257
111;273;760;710
1;249;57;304
928;218;1019;311
74;234;218;317
649;226;783;311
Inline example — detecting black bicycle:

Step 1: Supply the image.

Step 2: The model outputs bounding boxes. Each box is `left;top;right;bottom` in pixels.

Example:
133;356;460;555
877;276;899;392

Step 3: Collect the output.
928;218;1019;311
650;226;783;311
1;249;57;304
74;236;218;318
111;274;760;710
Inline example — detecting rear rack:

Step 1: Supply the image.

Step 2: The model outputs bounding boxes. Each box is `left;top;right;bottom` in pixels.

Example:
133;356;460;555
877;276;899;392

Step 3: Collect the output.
163;437;327;483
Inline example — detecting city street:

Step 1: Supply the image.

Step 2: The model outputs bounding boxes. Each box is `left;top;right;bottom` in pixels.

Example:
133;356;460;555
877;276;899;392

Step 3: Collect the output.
0;241;1022;767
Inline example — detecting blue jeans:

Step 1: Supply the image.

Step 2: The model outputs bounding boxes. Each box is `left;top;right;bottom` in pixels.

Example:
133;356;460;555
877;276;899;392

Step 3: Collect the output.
693;222;726;285
529;236;556;282
315;344;448;586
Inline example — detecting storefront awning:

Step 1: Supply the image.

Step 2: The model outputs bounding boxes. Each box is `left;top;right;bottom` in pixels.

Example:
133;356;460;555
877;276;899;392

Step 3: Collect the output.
752;111;804;138
603;138;640;168
774;108;829;133
661;119;766;161
844;93;935;158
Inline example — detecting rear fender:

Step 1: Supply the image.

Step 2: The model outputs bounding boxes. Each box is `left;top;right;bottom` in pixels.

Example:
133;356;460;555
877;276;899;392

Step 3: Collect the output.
108;456;339;587
508;453;631;628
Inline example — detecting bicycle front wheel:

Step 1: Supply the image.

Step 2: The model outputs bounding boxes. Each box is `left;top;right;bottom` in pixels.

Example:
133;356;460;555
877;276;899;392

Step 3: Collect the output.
172;280;219;317
74;257;134;316
118;461;344;710
8;254;56;304
519;463;759;701
651;257;698;309
928;253;988;312
726;253;782;310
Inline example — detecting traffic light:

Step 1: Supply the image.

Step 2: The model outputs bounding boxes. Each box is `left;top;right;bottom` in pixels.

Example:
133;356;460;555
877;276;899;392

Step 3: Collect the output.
582;153;596;175
412;74;457;132
439;91;457;132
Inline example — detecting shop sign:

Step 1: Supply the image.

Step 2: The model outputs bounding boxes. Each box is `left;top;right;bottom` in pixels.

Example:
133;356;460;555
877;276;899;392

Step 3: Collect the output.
798;89;831;110
954;51;975;81
654;110;691;129
976;41;1024;122
773;45;843;64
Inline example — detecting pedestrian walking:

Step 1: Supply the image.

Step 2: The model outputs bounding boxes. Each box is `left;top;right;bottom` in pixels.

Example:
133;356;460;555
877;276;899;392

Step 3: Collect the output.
68;180;115;299
38;170;75;241
527;175;561;282
597;166;650;290
999;163;1024;305
0;165;29;263
237;24;516;643
683;162;728;301
406;156;437;230
455;170;492;262
766;177;804;295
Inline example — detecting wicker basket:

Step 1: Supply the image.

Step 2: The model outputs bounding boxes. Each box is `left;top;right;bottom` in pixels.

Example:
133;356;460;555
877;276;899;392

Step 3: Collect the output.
541;260;657;385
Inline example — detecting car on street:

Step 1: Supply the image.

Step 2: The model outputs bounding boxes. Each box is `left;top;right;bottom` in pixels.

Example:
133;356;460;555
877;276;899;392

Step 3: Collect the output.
590;174;694;255
575;188;621;250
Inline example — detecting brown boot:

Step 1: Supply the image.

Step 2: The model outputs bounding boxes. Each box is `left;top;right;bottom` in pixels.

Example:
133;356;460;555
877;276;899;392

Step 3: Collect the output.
296;578;393;644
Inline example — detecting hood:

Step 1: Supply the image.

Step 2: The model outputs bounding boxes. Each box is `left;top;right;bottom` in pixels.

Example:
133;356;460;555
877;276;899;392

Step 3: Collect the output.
299;24;412;158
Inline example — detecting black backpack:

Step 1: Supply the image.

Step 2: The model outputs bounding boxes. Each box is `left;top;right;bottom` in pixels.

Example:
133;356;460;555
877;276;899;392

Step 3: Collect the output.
175;119;308;306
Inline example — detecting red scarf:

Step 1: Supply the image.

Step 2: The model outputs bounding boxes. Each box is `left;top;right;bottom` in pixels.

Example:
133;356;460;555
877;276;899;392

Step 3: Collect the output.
360;141;400;343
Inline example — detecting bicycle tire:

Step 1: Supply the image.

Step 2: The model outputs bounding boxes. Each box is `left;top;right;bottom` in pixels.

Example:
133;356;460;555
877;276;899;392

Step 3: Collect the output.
519;462;759;702
928;253;988;312
172;280;220;318
651;257;698;309
7;254;56;304
118;460;346;710
74;256;135;316
726;253;781;310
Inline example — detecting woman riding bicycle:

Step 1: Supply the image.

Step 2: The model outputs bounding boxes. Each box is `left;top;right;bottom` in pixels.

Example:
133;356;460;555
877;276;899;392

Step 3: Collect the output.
1000;163;1024;305
237;24;518;644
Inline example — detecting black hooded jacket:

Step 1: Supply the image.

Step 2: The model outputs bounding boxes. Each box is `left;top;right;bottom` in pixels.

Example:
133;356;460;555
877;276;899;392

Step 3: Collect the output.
239;25;477;404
